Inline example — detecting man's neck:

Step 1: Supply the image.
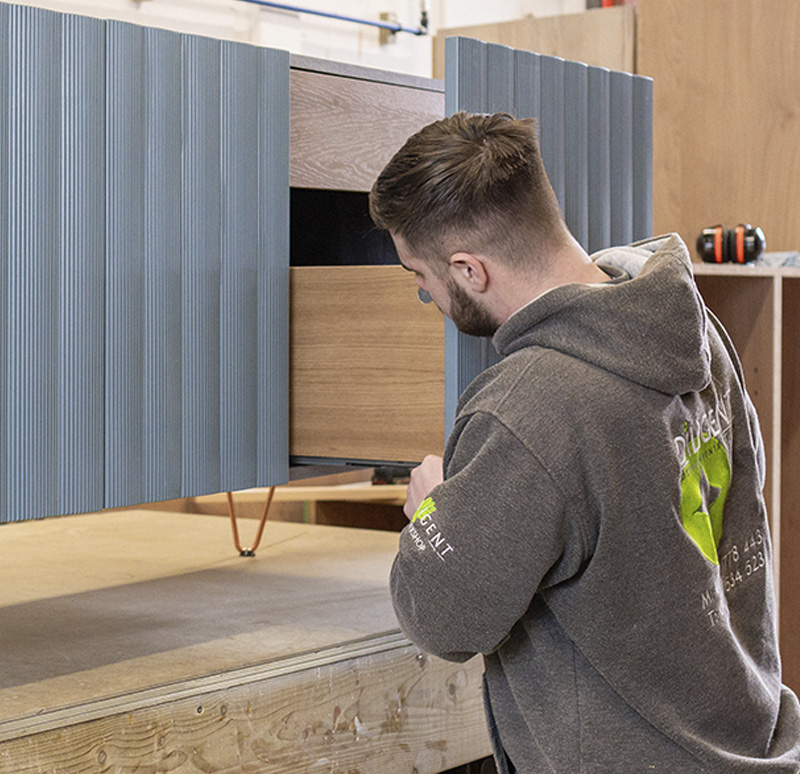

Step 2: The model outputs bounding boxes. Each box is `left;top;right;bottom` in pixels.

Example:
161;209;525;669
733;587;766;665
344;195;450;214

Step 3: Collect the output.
490;238;609;324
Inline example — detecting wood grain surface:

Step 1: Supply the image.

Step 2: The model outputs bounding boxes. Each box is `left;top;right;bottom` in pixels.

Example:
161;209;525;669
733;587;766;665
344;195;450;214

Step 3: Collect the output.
290;70;444;192
638;0;800;253
0;510;490;772
290;266;446;463
0;641;488;774
433;7;636;79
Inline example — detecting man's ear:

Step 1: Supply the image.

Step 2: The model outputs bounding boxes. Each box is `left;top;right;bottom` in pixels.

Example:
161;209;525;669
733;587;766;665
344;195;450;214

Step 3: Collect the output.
448;252;489;293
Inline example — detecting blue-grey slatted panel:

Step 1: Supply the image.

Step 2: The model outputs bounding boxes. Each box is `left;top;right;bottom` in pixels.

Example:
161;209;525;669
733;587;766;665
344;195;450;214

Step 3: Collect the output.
610;70;634;246
632;76;654;242
443;37;493;436
443;37;652;434
181;39;289;497
6;6;61;521
182;34;223;497
60;12;106;516
564;60;589;250
3;6;104;522
106;21;145;508
587;66;611;254
2;6;105;523
444;36;487;116
143;28;182;503
219;42;290;492
257;47;290;486
0;3;9;522
220;42;261;492
513;49;541;128
486;43;513;114
107;25;289;506
539;55;566;212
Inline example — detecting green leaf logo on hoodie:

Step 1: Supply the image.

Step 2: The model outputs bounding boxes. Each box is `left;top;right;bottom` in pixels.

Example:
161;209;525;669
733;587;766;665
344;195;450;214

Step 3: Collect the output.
679;432;731;565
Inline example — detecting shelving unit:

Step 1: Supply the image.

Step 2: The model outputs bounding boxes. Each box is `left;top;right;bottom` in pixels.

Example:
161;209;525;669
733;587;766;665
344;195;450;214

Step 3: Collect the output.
693;262;800;689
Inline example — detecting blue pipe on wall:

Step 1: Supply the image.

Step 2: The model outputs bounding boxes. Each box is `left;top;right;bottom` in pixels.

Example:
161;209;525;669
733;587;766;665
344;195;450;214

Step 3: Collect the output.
236;0;429;36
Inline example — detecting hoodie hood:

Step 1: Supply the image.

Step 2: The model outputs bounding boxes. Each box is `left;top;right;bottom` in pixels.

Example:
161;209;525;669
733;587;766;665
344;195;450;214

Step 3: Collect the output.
493;233;712;396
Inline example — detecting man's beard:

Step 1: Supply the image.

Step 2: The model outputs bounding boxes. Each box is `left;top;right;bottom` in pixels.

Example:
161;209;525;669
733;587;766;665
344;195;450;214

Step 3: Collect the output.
445;276;500;338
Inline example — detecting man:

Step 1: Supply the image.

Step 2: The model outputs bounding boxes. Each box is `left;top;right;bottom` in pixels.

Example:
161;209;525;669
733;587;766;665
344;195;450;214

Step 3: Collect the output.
369;112;800;773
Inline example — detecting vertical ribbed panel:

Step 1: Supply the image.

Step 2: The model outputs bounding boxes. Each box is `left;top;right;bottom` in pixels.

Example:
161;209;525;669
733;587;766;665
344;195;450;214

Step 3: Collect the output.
219;42;260;492
444;36;486;116
144;28;182;503
539;55;566;212
486;44;514;114
564;60;589;250
6;6;60;522
105;21;147;508
587;66;611;254
219;41;290;492
632;76;654;242
0;3;9;522
182;34;222;497
181;40;289;497
513;49;541;127
60;12;106;516
106;24;289;507
257;47;290;486
443;37;652;430
443;37;491;436
2;6;105;522
610;70;634;246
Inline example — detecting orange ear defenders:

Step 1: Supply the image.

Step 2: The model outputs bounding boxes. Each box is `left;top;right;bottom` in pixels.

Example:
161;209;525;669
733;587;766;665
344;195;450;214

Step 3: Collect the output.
696;224;766;264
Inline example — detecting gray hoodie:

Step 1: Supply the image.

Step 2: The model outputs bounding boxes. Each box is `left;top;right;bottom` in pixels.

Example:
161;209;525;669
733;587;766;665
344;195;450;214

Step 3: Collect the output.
390;234;800;773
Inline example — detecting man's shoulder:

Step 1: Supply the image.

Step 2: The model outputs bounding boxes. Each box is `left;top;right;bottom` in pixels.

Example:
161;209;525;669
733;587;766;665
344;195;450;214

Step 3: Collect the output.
459;345;619;418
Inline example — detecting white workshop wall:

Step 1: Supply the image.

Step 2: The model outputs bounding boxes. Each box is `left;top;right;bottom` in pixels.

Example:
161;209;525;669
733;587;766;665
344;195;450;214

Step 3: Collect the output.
0;0;586;77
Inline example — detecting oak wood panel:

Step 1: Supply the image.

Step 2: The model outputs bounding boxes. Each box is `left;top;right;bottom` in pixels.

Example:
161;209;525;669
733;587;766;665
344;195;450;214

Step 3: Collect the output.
290;266;446;463
289;70;445;192
638;0;800;252
433;7;636;80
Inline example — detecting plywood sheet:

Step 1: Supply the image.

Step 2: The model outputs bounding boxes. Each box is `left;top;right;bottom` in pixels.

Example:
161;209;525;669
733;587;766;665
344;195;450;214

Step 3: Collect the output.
434;8;636;79
0;511;400;722
0;510;491;772
638;0;800;253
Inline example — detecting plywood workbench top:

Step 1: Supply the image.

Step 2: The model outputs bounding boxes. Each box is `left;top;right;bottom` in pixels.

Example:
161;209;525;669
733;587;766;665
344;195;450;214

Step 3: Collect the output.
0;511;399;731
0;511;489;772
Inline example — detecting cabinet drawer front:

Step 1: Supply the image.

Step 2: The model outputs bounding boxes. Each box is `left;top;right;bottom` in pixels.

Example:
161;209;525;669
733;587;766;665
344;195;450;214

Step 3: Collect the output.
290;267;445;463
290;70;445;192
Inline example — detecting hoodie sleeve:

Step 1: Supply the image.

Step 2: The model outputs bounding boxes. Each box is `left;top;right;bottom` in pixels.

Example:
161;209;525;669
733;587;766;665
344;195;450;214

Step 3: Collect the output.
390;410;585;662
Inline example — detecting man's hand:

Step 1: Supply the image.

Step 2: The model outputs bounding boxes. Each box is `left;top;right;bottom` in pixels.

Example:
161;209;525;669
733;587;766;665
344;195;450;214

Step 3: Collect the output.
404;455;444;520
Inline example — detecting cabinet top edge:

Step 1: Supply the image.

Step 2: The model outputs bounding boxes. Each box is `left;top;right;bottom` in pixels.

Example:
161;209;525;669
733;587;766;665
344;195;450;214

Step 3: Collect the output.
289;53;444;93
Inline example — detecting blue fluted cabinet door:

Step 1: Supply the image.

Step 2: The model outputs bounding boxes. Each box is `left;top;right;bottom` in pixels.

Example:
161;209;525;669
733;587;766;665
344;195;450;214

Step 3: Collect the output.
0;2;290;522
443;36;652;434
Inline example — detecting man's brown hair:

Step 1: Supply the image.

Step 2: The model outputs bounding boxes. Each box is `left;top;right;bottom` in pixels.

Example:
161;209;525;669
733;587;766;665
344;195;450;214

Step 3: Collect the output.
369;111;567;273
